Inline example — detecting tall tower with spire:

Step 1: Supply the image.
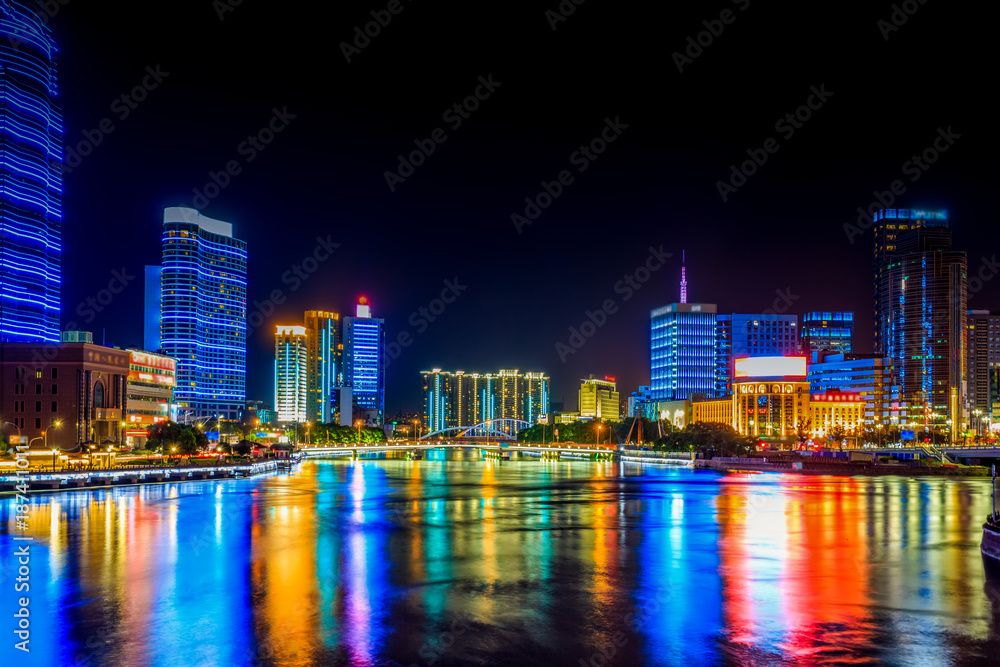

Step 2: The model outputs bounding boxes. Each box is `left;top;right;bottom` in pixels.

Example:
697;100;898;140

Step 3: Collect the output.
679;250;688;304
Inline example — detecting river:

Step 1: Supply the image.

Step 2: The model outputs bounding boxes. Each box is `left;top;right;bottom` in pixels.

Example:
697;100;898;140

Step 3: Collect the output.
2;453;999;665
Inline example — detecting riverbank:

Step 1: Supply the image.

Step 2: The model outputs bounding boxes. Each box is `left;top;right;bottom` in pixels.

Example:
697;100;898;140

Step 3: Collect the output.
701;457;989;477
0;460;295;495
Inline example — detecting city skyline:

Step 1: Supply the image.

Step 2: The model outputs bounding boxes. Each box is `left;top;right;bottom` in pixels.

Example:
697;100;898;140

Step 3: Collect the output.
18;2;1000;415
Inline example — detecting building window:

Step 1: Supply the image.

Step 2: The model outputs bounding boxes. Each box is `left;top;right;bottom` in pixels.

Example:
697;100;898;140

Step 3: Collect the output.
51;384;57;395
35;368;42;379
36;384;41;395
35;401;41;412
35;418;41;429
51;402;57;412
52;368;58;379
94;382;105;408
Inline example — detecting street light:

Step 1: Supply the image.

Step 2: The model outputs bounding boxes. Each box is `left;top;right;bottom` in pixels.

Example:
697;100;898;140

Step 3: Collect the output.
355;420;362;443
413;419;419;443
51;448;58;471
597;424;603;446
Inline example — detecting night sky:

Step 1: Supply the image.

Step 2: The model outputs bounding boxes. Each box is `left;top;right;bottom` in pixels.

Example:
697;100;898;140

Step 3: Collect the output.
54;1;997;414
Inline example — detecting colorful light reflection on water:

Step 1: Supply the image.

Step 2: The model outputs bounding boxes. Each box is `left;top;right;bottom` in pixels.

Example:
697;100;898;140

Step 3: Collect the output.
2;456;999;665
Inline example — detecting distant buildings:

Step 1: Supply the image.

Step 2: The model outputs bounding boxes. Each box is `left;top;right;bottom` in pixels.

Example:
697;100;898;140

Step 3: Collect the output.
420;368;550;432
800;312;854;355
579;375;619;419
806;352;898;427
158;207;248;422
342;297;385;425
274;325;307;423
877;217;966;439
0;3;63;344
967;310;1000;435
715;313;800;397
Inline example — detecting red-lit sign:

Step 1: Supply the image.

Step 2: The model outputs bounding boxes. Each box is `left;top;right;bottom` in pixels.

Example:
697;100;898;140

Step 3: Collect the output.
605;376;616;382
811;392;863;402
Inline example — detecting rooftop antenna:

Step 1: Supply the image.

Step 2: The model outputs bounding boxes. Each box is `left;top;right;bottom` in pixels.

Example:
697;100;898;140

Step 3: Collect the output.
680;250;688;304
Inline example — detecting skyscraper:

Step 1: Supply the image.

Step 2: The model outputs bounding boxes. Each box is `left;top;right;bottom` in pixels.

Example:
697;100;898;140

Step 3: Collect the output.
579;375;619;419
274;325;307;423
714;313;800;397
651;303;718;401
878;223;966;439
420;368;549;431
0;2;63;343
421;368;453;432
160;207;247;421
304;310;339;423
966;310;999;435
872;208;948;355
800;312;853;355
522;372;549;424
342;297;384;424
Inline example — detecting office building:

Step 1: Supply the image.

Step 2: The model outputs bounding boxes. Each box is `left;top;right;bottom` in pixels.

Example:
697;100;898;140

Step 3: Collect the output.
627;385;657;420
800;312;854;355
0;3;63;343
579;375;619;419
419;368;550;431
274;325;307;423
304;310;339;424
143;266;163;351
522;372;550;425
715;313;799;396
160;207;247;422
124;349;176;447
872;208;948;355
0;332;128;449
242;399;273;426
878;223;966;439
342;297;385;424
967;310;1000;435
651;303;718;400
807;352;899;426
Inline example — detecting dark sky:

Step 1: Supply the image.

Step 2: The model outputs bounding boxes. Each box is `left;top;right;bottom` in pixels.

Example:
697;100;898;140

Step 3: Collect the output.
54;1;997;414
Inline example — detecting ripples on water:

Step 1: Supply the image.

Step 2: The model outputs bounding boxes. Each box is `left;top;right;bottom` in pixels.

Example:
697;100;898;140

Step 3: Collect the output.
2;453;999;666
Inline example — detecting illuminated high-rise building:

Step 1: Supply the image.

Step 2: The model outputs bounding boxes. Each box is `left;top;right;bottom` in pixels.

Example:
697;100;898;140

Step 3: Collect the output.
715;313;799;397
342;297;385;424
143;266;163;351
522;372;550;424
274;325;307;423
966;310;1000;435
421;368;453;432
872;208;948;355
878;223;966;439
304;310;339;423
800;312;853;355
420;368;549;431
579;375;619;419
0;2;63;343
160;207;247;421
651;303;717;401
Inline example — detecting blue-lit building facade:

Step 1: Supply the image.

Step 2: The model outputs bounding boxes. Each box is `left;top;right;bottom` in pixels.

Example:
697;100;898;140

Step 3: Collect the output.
877;221;966;439
800;312;853;355
342;298;385;425
159;207;247;421
0;2;63;343
650;303;717;400
807;352;900;427
714;314;799;397
143;265;162;351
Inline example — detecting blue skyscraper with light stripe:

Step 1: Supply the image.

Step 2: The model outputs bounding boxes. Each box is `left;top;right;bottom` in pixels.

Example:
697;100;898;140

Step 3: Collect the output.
159;207;247;421
0;1;63;343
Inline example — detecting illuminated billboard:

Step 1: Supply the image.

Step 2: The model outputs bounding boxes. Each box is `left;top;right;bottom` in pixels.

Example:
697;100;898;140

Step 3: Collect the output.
128;350;177;387
734;356;807;379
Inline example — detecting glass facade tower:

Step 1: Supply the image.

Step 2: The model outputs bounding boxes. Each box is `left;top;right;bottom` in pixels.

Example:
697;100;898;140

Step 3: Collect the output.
0;2;63;343
800;312;853;355
160;207;247;421
342;298;385;425
650;303;717;400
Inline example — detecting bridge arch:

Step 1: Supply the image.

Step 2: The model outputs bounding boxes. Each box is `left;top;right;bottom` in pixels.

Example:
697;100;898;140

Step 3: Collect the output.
423;419;531;441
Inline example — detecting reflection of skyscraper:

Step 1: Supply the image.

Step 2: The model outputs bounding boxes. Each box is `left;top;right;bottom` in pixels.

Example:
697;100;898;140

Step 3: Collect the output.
342;297;384;424
160;207;247;421
0;2;63;343
878;223;966;438
275;325;307;423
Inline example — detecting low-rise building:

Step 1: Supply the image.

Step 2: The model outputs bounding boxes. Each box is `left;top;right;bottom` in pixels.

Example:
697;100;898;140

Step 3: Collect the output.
124;349;176;448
